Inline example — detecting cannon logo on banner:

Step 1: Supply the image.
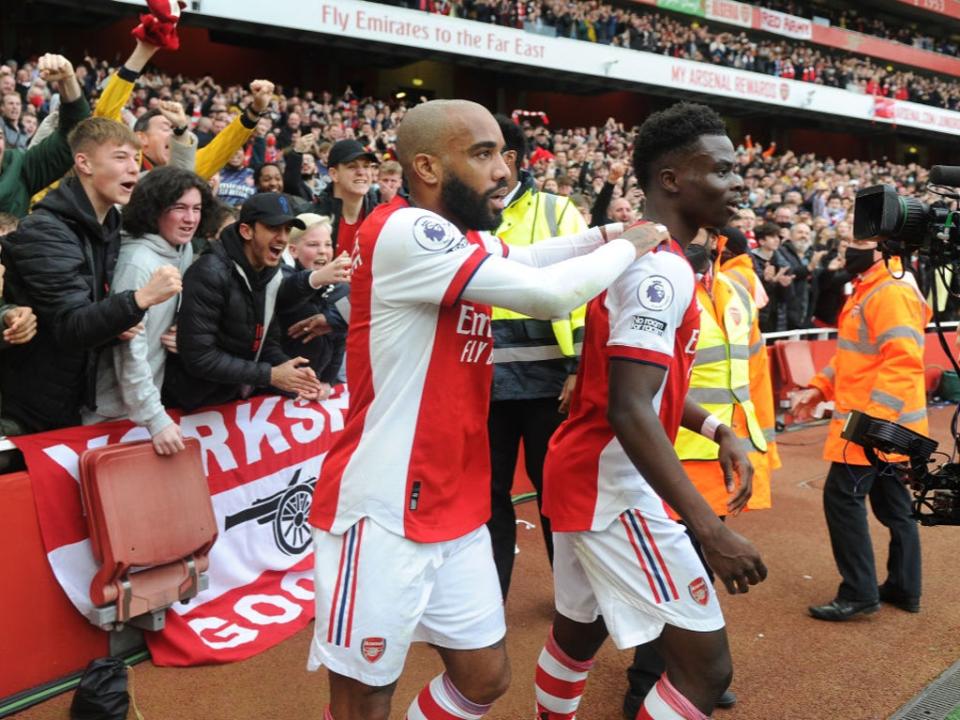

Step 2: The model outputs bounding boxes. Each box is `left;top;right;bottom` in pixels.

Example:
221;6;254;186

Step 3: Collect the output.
15;391;349;666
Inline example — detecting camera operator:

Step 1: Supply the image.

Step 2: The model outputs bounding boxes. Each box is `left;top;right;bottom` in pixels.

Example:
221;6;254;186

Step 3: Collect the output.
792;236;931;621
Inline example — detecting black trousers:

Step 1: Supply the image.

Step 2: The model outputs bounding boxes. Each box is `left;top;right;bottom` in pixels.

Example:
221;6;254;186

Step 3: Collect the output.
823;461;921;602
487;397;563;600
625;524;716;699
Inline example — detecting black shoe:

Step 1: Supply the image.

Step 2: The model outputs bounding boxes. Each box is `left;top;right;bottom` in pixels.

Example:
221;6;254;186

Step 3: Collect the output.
716;689;737;709
878;585;921;613
808;598;880;621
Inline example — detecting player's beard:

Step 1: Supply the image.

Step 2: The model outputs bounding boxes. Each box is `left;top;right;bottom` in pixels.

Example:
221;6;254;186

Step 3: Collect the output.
441;170;506;232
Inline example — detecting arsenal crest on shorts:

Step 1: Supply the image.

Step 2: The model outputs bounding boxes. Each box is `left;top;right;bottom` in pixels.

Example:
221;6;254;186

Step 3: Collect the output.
361;637;386;663
688;577;710;606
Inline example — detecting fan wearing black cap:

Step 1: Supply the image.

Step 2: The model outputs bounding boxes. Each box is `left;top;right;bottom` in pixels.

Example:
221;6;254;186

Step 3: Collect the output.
162;192;324;412
309;138;379;257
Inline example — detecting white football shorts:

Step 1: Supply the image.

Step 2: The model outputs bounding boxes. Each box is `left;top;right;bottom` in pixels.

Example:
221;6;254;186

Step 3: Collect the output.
308;518;505;686
554;504;725;648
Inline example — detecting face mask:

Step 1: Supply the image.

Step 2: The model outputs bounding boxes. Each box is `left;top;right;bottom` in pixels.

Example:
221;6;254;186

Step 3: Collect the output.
843;247;877;275
684;243;711;275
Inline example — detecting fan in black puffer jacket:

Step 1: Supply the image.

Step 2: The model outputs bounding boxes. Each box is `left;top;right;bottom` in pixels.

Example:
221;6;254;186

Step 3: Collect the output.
1;176;146;432
162;222;296;412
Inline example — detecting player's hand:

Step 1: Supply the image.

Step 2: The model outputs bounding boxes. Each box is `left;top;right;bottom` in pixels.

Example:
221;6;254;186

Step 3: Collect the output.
249;80;275;113
157;99;188;132
289;314;331;343
790;387;824;421
37;54;76;84
3;306;37;345
160;324;178;354
271;357;322;397
716;425;753;515
558;374;577;414
152;422;185;456
621;221;670;259
700;526;767;595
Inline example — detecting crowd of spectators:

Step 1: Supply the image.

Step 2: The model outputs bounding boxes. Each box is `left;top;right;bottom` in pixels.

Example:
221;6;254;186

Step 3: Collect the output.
762;0;960;57
385;0;960;110
0;1;947;446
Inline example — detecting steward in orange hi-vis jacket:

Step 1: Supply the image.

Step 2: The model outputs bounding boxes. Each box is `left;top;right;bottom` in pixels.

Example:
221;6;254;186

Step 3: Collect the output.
807;256;930;463
794;248;930;622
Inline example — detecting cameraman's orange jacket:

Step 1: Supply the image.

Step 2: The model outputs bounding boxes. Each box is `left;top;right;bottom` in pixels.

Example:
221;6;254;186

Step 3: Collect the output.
808;258;931;465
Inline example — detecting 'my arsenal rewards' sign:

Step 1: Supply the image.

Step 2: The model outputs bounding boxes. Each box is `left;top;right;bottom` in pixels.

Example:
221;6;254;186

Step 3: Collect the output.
16;391;348;666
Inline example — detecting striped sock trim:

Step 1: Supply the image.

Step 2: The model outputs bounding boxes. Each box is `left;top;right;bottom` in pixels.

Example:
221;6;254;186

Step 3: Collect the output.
406;673;491;720
534;629;595;719
636;675;709;720
545;631;595;673
441;674;491;716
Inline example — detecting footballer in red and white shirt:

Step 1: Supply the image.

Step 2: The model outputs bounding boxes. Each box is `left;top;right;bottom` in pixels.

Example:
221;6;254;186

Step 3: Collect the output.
306;99;669;720
543;240;701;533
533;102;768;720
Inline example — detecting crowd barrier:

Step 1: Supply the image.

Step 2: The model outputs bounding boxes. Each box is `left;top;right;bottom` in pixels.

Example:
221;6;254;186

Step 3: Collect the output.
1;323;957;716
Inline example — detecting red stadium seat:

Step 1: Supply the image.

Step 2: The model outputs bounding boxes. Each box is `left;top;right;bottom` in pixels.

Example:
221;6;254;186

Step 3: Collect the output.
774;339;817;393
80;439;217;629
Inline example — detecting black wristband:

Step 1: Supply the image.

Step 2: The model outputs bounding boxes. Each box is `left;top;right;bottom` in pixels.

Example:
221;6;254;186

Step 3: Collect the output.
118;66;141;83
240;109;260;130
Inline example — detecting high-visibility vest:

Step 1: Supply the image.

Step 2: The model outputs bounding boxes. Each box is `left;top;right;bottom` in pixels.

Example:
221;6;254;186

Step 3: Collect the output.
676;273;767;461
808;258;931;465
720;254;781;472
491;182;587;362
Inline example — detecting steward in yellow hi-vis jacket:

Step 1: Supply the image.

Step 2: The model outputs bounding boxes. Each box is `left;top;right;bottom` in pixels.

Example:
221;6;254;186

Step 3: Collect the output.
487;116;588;599
719;229;781;487
794;244;931;622
674;255;772;515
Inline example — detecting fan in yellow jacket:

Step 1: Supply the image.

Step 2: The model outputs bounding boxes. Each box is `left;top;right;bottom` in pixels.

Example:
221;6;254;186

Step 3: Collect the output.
31;37;272;207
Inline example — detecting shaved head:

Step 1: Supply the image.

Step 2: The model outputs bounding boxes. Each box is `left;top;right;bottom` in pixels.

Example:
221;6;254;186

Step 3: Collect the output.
394;100;510;233
396;99;493;174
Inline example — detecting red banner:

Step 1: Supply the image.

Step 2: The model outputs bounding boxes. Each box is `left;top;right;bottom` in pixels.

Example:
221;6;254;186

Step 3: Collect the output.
893;0;960;20
631;0;960;78
14;390;349;666
758;7;812;39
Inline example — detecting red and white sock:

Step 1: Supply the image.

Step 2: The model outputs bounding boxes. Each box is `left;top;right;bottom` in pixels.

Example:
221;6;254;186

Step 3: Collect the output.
406;673;492;719
635;674;709;720
534;629;595;719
